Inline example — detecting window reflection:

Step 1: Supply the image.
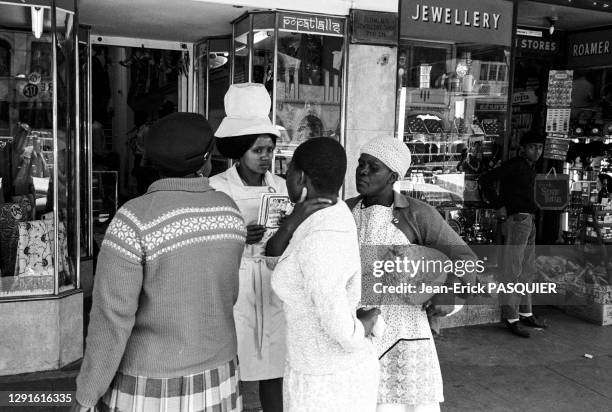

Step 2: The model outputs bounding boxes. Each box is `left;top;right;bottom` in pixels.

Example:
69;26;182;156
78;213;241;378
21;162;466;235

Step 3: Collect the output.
0;4;77;297
274;32;343;176
397;41;509;208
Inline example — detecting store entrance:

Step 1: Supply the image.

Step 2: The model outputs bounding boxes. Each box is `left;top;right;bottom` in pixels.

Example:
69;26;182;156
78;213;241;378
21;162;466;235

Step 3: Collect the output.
90;42;184;246
514;1;612;248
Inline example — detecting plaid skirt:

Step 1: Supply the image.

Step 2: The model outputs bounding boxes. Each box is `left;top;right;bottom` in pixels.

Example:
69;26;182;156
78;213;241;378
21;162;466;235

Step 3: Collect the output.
97;358;241;412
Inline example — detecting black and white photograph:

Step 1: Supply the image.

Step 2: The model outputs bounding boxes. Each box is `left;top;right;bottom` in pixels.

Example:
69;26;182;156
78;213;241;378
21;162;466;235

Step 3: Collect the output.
1;0;612;411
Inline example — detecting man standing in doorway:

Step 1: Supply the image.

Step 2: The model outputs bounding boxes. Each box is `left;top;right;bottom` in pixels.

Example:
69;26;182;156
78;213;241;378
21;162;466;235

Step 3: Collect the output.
480;131;549;338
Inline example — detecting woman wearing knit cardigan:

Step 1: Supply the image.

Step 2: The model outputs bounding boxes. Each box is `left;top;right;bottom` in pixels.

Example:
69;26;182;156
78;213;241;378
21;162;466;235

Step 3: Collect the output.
72;113;246;412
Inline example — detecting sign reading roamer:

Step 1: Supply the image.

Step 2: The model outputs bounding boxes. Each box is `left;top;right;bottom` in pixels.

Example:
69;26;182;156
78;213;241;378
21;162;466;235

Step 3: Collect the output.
400;0;513;46
567;29;612;68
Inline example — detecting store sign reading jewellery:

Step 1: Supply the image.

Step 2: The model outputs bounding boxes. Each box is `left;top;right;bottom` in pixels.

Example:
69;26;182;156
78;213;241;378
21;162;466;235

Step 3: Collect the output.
409;4;501;30
400;0;512;46
279;12;345;37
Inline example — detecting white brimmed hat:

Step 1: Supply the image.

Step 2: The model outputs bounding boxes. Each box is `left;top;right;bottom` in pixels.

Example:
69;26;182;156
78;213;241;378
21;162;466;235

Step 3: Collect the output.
215;83;280;138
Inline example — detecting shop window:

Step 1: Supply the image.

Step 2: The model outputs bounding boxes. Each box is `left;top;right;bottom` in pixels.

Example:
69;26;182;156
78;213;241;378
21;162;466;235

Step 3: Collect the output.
0;2;78;298
230;11;346;177
396;41;509;210
275;31;344;175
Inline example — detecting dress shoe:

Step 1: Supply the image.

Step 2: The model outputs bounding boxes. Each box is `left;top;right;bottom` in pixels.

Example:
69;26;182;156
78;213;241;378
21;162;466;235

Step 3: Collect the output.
520;315;548;329
503;319;530;338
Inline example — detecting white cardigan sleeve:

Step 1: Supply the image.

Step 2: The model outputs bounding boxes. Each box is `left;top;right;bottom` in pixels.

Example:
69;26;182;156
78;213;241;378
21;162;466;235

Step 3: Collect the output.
296;230;366;352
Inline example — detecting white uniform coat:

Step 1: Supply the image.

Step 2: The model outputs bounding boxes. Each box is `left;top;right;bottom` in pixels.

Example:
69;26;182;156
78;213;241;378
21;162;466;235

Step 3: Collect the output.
209;165;287;380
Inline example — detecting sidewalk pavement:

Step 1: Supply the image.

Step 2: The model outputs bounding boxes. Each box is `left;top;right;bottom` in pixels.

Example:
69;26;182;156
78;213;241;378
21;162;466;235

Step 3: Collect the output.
1;307;611;412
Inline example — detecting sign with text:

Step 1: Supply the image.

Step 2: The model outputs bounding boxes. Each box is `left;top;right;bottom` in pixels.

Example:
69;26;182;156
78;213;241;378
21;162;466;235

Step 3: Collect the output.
22;83;39;98
567;29;612;68
350;10;398;46
513;90;538;105
475;102;507;112
534;172;569;211
400;0;513;46
515;35;561;57
279;12;345;37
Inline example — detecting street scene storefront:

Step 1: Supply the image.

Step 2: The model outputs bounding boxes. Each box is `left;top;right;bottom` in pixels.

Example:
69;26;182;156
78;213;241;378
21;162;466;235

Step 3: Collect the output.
0;0;611;411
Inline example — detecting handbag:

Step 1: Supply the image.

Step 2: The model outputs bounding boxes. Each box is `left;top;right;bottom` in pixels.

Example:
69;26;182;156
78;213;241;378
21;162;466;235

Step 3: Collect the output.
15;220;54;277
41;213;71;283
0;198;32;277
15;215;70;277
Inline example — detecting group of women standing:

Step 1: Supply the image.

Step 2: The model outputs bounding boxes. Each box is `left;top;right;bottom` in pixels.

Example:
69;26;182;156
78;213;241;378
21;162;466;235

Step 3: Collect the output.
74;82;475;412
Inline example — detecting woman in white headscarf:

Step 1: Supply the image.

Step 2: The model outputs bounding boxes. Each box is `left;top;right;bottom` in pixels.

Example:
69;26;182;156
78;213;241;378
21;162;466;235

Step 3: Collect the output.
346;136;477;412
209;83;286;411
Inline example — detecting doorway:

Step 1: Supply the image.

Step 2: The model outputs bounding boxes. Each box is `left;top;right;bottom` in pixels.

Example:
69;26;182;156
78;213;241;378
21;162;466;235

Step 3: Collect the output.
89;38;190;249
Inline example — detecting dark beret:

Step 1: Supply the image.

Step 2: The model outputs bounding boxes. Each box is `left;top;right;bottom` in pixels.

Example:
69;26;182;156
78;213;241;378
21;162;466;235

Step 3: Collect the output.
146;112;214;176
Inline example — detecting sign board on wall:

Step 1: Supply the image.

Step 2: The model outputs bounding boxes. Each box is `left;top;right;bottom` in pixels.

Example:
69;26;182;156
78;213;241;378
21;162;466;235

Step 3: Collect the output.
400;0;513;46
278;12;345;37
350;10;398;46
567;29;612;68
515;29;561;57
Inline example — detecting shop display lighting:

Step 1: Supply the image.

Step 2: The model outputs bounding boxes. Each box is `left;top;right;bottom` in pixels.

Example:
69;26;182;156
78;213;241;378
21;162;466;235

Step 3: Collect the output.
547;16;558;35
31;6;44;39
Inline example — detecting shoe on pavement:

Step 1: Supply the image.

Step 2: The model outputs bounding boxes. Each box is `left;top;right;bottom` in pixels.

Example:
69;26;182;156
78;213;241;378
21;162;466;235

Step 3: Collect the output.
503;319;530;338
520;315;548;329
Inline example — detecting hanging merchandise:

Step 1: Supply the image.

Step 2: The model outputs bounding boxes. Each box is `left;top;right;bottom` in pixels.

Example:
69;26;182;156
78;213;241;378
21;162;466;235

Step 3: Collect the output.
545;70;573;136
534;168;569;211
544;136;571;161
0;199;31;278
546;70;573;106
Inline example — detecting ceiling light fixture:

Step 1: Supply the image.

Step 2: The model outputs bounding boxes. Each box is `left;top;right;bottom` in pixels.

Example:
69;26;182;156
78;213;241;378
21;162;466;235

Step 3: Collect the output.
31;6;44;39
547;16;558;35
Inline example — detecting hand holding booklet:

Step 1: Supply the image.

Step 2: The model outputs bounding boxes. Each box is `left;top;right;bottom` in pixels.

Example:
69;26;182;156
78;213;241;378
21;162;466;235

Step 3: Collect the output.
257;193;292;229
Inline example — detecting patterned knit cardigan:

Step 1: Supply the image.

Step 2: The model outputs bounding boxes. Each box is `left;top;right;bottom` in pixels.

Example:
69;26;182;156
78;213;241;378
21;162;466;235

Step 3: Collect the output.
76;177;246;407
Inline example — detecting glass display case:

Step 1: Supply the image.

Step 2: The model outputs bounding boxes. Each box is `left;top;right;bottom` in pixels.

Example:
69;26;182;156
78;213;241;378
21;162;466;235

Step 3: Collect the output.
396;41;509;208
231;11;346;177
0;0;79;298
78;25;92;258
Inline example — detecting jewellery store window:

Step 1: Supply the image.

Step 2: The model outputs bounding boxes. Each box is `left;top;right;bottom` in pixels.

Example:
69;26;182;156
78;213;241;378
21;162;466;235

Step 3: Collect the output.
396;40;510;246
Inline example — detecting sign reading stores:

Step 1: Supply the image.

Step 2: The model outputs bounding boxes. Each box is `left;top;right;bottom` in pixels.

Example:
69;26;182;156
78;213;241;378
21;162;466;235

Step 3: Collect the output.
279;12;344;37
400;0;513;46
568;29;612;68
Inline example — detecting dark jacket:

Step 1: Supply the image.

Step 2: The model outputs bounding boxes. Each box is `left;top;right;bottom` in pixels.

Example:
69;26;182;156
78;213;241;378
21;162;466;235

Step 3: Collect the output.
346;191;478;285
479;156;537;216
